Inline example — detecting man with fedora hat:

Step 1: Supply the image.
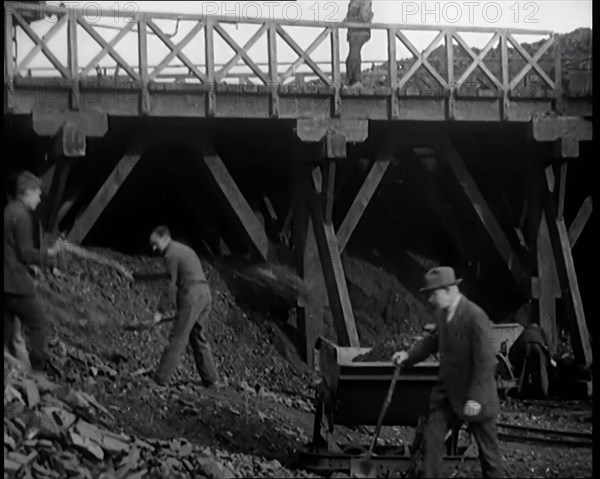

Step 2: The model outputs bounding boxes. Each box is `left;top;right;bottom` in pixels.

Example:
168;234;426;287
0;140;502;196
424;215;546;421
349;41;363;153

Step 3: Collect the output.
393;266;502;478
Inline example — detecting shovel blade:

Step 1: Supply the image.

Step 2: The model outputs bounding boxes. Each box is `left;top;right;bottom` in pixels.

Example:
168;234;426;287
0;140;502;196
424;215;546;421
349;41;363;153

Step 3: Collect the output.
350;457;377;478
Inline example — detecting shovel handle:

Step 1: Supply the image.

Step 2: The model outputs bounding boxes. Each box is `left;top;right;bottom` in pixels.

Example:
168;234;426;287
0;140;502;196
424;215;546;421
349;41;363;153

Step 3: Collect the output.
367;365;402;455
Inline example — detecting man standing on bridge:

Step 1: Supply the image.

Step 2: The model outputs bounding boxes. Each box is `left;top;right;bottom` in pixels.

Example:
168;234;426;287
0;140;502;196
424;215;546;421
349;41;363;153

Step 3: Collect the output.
149;225;221;389
392;267;502;478
345;0;374;87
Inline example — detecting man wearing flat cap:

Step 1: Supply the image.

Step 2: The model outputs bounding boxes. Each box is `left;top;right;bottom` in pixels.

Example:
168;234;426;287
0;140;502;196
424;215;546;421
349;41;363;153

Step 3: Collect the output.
392;267;502;478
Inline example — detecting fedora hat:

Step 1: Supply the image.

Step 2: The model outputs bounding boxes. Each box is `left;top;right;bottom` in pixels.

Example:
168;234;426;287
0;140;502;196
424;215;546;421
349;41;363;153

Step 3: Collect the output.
420;267;462;293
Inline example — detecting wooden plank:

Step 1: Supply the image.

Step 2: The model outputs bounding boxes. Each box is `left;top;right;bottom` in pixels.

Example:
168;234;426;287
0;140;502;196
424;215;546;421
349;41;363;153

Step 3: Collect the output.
6;3;556;33
568;196;592;248
532;115;593;142
501;33;509;92
303;218;326;366
537;215;560;355
205;20;216;115
544;198;592;366
263;194;278;221
337;157;391;254
330;28;341;86
323;161;336;225
292;162;325;367
307;172;359;347
5;12;14;81
67;140;146;243
46;159;72;234
557;163;567;219
202;145;269;260
388;28;399;118
441;139;530;295
138;17;150;114
67;14;80;110
267;23;279;118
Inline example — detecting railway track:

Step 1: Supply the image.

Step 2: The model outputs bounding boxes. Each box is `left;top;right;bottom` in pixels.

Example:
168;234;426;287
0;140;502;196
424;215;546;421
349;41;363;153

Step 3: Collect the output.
497;422;592;448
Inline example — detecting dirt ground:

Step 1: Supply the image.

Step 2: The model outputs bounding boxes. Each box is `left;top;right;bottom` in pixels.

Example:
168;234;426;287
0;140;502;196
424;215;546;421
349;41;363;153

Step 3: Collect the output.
3;248;593;478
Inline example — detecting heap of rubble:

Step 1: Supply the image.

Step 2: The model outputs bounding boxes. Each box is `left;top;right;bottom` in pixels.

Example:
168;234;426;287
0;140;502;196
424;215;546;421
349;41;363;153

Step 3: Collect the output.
4;354;318;478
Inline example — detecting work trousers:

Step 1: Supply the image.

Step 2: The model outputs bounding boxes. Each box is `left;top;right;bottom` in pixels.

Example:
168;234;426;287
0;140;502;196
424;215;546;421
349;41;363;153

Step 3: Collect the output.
520;343;549;398
346;31;370;85
4;314;32;369
155;283;219;386
423;399;503;478
3;293;49;371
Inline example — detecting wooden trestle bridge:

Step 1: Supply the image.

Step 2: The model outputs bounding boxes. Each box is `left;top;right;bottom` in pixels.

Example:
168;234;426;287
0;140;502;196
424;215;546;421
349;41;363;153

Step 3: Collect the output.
4;2;593;368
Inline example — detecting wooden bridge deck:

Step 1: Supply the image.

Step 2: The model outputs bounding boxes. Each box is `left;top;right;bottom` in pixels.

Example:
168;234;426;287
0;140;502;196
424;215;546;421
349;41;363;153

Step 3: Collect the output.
4;3;593;122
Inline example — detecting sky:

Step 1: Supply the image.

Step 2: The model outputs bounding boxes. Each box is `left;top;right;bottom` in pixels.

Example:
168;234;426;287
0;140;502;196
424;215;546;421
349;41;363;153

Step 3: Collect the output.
10;1;593;80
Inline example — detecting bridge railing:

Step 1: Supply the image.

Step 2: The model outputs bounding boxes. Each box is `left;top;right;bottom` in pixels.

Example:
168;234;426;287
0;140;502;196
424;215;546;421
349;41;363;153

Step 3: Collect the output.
5;3;562;100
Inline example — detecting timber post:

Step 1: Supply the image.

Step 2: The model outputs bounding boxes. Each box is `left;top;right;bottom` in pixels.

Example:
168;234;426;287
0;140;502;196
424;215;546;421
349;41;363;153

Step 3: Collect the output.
295;119;368;349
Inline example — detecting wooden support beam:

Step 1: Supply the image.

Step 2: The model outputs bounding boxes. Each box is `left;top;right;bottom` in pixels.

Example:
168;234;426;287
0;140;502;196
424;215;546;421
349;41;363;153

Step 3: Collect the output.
32;110;108;137
262;194;278;222
202;145;269;261
322;160;336;225
536;215;560;355
45;159;72;234
337;156;391;254
543;193;592;367
296;118;368;144
532;114;592;142
292;161;325;368
67;140;146;244
568;196;592;248
439;139;530;296
41;164;56;198
307;170;359;348
554;137;580;158
556;162;567;219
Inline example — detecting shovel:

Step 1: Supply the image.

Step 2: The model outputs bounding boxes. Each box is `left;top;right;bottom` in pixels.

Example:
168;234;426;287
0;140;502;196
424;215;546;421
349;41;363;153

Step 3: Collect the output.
351;365;402;478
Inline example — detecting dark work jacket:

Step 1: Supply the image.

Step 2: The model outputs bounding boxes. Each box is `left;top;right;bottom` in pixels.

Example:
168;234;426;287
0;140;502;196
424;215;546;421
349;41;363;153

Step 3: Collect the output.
508;324;551;375
159;240;209;313
406;295;500;422
4;200;52;295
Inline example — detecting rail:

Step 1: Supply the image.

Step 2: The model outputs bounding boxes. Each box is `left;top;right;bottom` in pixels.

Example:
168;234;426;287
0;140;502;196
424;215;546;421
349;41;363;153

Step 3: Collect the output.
5;2;562;103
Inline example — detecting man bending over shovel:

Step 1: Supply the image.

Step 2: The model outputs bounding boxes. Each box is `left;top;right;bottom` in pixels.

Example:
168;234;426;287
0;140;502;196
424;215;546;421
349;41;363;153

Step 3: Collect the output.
392;267;503;478
149;226;221;388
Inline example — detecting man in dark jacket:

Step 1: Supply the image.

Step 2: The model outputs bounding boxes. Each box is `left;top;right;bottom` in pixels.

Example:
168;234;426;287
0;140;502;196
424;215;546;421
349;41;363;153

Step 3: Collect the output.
393;267;502;478
4;171;59;372
149;225;220;388
345;0;374;87
509;323;554;398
